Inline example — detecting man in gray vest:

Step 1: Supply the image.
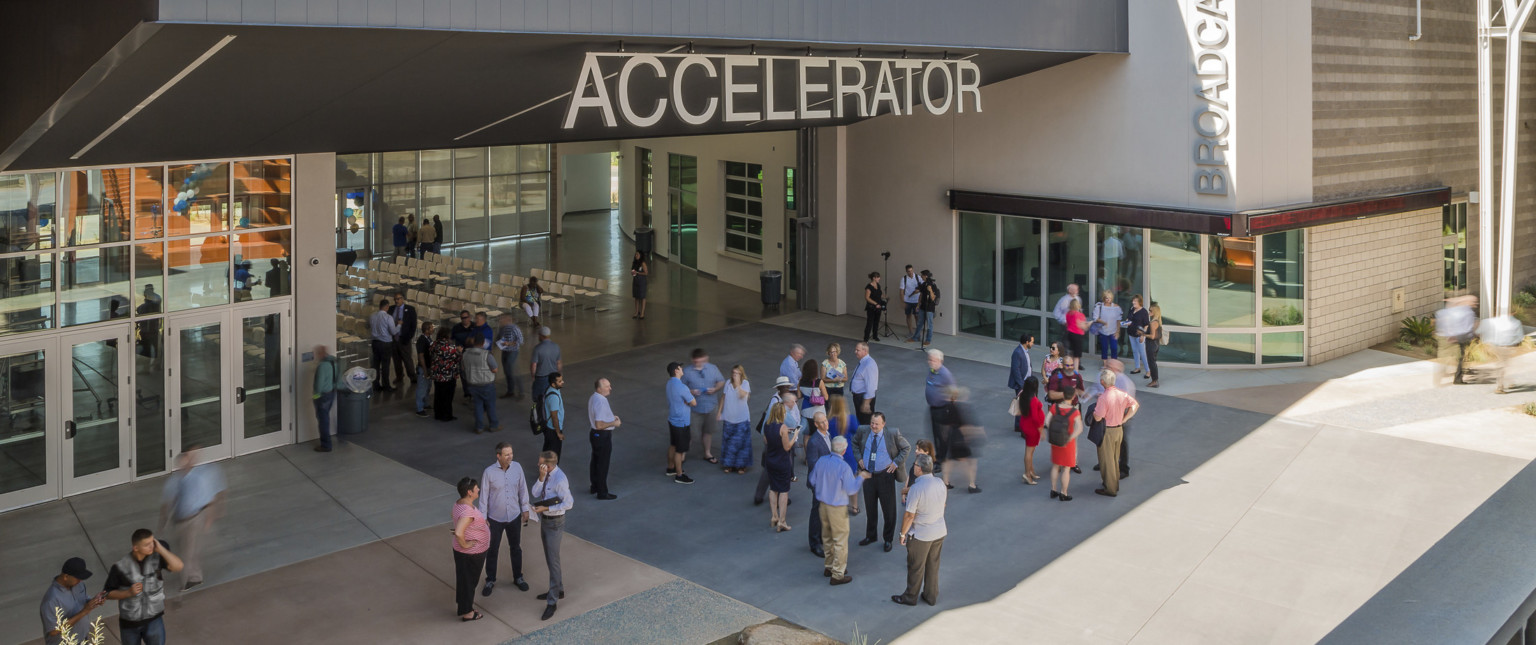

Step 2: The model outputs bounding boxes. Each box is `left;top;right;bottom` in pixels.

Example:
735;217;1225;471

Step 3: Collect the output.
104;528;184;645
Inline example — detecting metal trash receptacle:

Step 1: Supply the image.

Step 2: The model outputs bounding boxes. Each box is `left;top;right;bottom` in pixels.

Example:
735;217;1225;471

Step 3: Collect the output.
338;366;376;434
760;270;783;305
634;227;655;257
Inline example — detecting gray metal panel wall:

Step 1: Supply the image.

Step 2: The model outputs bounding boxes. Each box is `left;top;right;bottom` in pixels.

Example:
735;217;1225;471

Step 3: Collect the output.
156;0;1128;52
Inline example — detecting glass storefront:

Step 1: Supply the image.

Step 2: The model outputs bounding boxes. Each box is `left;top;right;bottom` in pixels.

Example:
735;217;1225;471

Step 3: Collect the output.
336;145;551;256
957;211;1307;366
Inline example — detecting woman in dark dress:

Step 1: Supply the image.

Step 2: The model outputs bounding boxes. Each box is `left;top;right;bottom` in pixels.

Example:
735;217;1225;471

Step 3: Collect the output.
763;402;799;532
430;328;462;421
630;251;649;319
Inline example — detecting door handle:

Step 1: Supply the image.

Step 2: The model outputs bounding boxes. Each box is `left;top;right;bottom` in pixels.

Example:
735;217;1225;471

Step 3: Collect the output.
65;420;76;439
236;387;246;404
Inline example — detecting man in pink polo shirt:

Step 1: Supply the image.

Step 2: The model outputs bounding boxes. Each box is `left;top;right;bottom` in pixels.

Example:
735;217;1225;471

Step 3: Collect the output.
1092;370;1138;497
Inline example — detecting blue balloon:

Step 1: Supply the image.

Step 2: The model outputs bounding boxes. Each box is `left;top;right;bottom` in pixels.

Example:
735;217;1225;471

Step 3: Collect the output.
174;199;187;211
343;208;355;217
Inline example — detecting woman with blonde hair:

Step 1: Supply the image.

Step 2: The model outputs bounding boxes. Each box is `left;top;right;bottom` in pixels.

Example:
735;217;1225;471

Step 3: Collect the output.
1146;303;1163;388
826;396;862;515
762;402;799;531
821;342;849;399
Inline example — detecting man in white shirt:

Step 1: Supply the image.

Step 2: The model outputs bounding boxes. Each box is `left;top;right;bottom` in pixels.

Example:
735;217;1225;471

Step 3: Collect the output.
1052;283;1081;327
588;378;621;500
893;454;947;607
898;265;922;338
478;442;531;596
532;452;572;621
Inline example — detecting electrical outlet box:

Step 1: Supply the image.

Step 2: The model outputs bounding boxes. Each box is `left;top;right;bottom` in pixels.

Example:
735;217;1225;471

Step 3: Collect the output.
1391;288;1405;313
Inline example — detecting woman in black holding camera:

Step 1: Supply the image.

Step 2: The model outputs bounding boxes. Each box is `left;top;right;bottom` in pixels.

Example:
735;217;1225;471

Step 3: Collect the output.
863;271;886;343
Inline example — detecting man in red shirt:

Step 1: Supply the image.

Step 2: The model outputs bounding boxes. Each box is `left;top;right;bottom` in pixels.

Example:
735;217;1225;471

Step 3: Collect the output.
1092;370;1139;497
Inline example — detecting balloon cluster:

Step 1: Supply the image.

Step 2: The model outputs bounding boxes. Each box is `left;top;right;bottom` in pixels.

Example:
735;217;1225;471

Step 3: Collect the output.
171;164;217;213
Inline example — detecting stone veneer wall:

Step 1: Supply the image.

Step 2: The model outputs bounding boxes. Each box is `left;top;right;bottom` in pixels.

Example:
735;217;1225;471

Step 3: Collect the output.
1306;208;1442;363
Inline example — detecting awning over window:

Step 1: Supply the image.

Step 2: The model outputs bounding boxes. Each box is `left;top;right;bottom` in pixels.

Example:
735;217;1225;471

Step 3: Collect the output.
949;187;1451;236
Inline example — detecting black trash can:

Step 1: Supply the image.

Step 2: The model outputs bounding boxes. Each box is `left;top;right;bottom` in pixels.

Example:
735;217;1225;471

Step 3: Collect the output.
634;227;655;257
760;270;783;306
337;389;372;434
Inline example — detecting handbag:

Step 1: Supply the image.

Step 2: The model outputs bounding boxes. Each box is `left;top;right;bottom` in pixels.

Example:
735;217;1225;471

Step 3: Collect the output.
1007;396;1021;417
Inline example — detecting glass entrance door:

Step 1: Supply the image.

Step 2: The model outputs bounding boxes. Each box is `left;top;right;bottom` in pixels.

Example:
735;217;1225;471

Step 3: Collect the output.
60;325;133;496
168;313;229;465
0;337;56;511
233;303;291;455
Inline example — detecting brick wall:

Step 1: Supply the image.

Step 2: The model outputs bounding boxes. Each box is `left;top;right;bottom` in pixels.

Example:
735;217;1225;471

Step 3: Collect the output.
1307;208;1442;363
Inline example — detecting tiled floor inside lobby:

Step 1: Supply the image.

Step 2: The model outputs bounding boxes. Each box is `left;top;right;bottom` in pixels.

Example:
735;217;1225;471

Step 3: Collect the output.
8;209;1536;644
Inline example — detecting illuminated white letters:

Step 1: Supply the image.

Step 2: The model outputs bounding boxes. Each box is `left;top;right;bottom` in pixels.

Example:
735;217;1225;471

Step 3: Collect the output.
799;58;831;119
1190;0;1231;196
672;55;719;125
617;55;667;127
564;53;616;129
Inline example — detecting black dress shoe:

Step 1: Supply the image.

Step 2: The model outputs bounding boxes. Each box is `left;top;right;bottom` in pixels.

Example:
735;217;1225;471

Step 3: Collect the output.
540;604;557;621
514;578;529;592
1050;490;1060;499
811;546;825;558
1072;466;1082;474
891;595;917;606
1093;464;1101;471
536;591;565;600
1094;488;1117;497
858;537;878;547
824;567;832;578
481;581;494;596
830;575;853;586
883;541;893;553
597;494;618;500
1120;471;1130;480
923;596;937;606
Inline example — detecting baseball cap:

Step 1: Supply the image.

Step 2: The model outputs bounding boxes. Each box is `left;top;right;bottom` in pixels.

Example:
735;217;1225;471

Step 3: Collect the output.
61;557;92;580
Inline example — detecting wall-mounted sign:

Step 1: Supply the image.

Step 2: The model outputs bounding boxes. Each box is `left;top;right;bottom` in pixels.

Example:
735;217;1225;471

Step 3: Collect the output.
1191;0;1232;196
562;52;982;130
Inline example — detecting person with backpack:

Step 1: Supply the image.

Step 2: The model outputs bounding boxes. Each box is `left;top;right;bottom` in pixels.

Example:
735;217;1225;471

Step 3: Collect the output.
1045;357;1085;475
1045;390;1084;502
311;345;343;453
540;373;566;458
905;270;941;347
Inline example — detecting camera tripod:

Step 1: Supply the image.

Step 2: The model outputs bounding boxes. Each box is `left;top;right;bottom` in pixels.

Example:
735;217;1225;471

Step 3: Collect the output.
878;252;901;340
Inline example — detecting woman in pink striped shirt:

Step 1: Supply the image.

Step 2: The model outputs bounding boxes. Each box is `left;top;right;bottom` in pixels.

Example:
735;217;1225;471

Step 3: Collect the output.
452;477;491;621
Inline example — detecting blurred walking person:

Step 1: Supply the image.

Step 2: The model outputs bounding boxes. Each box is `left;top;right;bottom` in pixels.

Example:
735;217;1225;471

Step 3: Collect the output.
1481;313;1526;394
495;314;524;400
1435;295;1478;385
158;451;225;592
938;387;983;493
312;345;341;452
414;323;436;416
923;349;956;474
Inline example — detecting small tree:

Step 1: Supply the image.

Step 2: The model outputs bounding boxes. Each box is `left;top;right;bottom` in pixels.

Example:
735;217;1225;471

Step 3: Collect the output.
51;606;107;645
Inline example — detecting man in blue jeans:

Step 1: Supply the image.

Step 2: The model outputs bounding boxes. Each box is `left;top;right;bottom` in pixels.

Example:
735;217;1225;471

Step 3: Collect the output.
312;345;341;452
462;337;501;433
905;270;939;347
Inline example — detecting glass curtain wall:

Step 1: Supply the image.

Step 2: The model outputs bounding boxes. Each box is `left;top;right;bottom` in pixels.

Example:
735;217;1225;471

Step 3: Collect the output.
956;211;1306;366
335;145;550;256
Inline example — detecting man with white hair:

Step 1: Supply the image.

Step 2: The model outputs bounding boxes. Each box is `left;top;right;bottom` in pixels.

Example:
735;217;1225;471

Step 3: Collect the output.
780;344;806;384
923;348;956;476
1091;369;1139;497
808;434;871;585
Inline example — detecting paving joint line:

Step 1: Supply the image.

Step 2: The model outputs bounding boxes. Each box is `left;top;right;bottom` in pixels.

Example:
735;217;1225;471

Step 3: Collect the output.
65;498;106;572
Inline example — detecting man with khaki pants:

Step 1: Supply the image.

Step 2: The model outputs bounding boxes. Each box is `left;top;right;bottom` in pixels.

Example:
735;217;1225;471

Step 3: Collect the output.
1093;370;1139;498
808;436;871;585
892;453;947;606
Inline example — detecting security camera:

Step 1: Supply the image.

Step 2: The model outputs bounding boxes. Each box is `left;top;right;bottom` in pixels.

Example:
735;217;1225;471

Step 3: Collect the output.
309;257;321;267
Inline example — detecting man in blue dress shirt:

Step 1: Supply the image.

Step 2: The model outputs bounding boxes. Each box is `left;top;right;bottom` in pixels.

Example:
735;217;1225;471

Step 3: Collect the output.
810;435;870;585
780;344;806;384
924;349;956;474
664;362;697;484
850;342;879;425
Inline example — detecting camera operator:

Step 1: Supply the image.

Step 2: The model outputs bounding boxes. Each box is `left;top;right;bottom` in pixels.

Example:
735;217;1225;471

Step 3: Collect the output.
863;271;887;343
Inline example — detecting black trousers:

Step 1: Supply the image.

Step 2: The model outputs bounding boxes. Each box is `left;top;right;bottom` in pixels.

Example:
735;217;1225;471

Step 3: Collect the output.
590;430;613;496
863;471;898;542
929;407;949;471
1147;340;1160;381
453;550;485;616
390;340;416;386
853;393;875;426
808;492;823;550
863;307;881;341
1120;423;1131;473
432;380;456;420
370;340;394;386
542;430;564;458
484;519;522;583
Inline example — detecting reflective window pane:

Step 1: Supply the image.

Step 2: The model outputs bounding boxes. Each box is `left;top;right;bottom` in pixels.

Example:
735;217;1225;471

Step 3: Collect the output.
520;174;549;236
70;338;120;478
133;243;163;315
1208;237;1255;327
1148;231;1201;327
380;183;416;252
179;321;224;452
1002;216;1042;309
420;150;453;180
959;304;996;337
60;245;131;327
233;230;292;300
381;151;418;183
490;146;519;175
234;159;292;229
455;148;488;178
0;172;56;251
0;348;47;495
62;169;132;246
520;144;550;173
0;254;54;335
167;163;230;236
1047;221;1091;312
134;328;166;476
1262;331;1305;364
1261;230;1304;326
490;175;521;238
421;181;453;244
339;189;368;251
454;177;488;242
1208;332;1256;365
1098;225;1142;311
133;166;164;240
1159;330;1201;364
958;212;996;303
167;234;230;311
1002;311;1043;344
242;313;284;439
336;153;371;188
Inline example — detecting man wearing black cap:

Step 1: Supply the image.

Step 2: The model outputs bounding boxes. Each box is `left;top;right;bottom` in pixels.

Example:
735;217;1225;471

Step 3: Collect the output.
40;557;104;645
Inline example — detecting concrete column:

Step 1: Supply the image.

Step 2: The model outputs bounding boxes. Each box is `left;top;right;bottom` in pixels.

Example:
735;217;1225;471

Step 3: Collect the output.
815;126;847;315
292;152;337;444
